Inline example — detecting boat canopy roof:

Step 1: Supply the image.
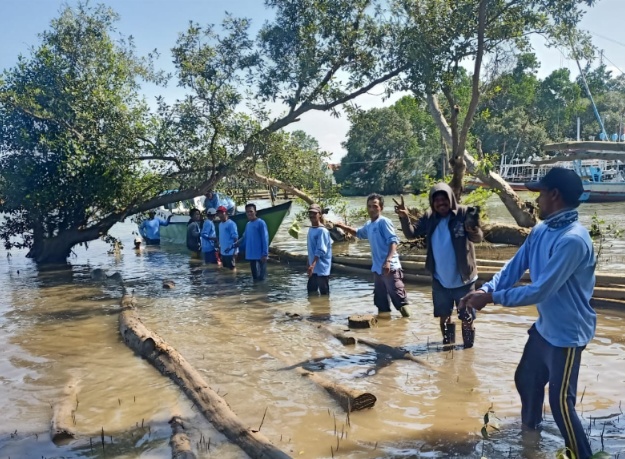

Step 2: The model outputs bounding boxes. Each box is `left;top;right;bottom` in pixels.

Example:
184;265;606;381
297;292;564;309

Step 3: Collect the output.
536;141;625;165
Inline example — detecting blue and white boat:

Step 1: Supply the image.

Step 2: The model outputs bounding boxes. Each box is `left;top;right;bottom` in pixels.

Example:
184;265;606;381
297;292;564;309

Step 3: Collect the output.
537;141;625;203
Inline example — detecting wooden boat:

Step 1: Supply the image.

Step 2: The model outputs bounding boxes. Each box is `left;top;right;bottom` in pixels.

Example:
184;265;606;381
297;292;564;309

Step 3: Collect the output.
269;248;625;308
145;200;292;246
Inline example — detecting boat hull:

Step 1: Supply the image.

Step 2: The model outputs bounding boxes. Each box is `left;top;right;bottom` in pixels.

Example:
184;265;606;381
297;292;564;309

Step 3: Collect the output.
582;183;625;203
146;201;293;246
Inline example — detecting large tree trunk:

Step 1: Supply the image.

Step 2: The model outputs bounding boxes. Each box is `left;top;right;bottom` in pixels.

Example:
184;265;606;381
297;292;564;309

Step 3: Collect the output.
426;93;537;228
28;234;77;264
119;305;291;459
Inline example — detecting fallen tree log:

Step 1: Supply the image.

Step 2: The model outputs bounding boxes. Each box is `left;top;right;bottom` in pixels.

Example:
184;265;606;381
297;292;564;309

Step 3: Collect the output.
51;377;80;445
118;304;291;459
319;326;436;372
170;416;197;459
209;309;376;413
272;248;625;290
482;223;531;246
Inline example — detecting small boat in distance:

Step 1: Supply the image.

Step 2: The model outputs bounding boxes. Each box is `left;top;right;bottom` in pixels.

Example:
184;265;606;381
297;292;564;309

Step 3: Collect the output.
143;196;292;246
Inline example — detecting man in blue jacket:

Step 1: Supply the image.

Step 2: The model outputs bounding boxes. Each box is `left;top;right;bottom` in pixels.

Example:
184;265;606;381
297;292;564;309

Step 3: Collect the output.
459;167;596;459
236;203;269;280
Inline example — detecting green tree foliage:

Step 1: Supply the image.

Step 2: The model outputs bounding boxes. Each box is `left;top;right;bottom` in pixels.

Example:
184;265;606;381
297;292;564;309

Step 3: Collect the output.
0;4;159;261
394;0;596;198
258;130;336;199
335;96;439;195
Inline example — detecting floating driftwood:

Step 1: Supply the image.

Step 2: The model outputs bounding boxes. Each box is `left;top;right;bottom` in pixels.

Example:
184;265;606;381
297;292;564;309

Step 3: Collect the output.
296;367;376;412
118;301;291;459
348;314;377;329
51;377;80;445
169;416;197;459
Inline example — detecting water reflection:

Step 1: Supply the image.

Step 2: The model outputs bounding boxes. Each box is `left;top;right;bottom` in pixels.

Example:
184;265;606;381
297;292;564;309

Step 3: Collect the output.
1;199;625;458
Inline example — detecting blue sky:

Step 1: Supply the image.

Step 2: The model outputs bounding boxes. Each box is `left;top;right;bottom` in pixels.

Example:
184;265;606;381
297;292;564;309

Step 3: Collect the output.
2;0;624;161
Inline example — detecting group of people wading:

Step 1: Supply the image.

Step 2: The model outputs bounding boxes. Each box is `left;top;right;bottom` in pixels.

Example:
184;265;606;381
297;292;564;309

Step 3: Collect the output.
335;167;597;459
139;168;596;458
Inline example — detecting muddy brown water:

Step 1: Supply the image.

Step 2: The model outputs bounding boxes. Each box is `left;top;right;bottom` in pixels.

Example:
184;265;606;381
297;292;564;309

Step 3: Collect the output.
1;194;624;458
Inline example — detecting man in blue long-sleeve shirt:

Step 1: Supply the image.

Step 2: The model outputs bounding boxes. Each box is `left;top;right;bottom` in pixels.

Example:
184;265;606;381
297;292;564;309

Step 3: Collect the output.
217;205;238;270
139;211;172;245
236;203;269;280
204;190;236;215
460;167;596;459
306;203;332;295
201;208;219;264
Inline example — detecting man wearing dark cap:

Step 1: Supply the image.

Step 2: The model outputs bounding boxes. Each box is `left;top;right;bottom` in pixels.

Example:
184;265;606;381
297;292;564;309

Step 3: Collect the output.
459;167;596;459
306;204;332;295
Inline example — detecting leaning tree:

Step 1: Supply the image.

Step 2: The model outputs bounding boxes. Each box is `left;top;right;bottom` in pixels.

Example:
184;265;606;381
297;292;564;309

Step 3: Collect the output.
0;0;405;263
393;0;596;227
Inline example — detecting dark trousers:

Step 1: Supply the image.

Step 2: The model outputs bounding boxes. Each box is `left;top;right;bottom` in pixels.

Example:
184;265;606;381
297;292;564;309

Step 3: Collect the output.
145;237;160;245
373;270;408;313
307;274;330;295
221;255;236;270
515;326;592;459
432;278;476;318
203;250;218;264
249;260;267;280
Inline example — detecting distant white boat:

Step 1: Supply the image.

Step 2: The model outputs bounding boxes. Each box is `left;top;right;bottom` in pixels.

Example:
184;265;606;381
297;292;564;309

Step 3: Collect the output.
537;141;625;203
466;144;625;203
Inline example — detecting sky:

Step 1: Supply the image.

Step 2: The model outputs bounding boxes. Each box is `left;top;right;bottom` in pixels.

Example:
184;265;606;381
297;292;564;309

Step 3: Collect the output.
2;0;625;162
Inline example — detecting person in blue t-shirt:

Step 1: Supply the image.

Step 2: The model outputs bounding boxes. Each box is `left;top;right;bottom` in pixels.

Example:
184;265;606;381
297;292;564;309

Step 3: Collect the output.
235;203;269;280
459;168;596;459
204;190;236;215
139;210;172;245
335;193;410;319
306;203;332;295
396;183;483;348
201;208;220;264
216;205;238;270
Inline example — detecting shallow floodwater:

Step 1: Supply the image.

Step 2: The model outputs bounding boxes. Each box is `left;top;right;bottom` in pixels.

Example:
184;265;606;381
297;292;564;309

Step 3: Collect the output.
1;196;624;458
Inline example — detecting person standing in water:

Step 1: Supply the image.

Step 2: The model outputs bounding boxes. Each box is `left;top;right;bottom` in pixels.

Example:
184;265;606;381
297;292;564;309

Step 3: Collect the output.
217;205;238;270
235;203;269;280
306;204;332;295
186;208;203;259
201;208;220;265
335;193;410;319
395;183;482;348
139;210;172;245
459;168;596;459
